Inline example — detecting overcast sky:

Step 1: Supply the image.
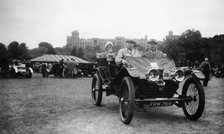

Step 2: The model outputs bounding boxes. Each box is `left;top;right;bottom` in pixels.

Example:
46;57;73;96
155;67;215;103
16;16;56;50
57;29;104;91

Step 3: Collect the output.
0;0;223;48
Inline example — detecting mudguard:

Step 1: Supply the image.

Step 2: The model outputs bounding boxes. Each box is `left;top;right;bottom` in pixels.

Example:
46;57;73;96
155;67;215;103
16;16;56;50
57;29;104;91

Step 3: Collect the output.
13;66;18;73
29;68;34;73
192;69;205;80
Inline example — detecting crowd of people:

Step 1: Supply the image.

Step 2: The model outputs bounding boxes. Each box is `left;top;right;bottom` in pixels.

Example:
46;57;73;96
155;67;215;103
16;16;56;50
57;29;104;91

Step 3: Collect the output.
40;58;78;78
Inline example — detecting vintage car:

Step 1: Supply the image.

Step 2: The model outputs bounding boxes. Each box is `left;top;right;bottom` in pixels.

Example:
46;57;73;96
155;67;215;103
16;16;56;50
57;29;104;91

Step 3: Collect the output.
9;63;33;78
91;56;205;124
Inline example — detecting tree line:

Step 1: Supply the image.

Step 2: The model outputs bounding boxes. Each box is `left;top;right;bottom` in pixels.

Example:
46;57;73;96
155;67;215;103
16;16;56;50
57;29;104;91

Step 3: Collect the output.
161;29;224;67
0;29;223;66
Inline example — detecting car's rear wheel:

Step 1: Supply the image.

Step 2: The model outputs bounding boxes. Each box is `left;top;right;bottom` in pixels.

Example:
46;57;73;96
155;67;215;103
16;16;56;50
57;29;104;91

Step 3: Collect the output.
119;76;135;124
182;78;205;120
91;72;102;106
10;68;17;78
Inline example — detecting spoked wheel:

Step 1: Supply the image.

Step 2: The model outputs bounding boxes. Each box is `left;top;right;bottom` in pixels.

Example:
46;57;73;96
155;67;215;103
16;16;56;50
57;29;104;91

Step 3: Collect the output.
91;72;102;106
119;76;135;124
182;78;205;120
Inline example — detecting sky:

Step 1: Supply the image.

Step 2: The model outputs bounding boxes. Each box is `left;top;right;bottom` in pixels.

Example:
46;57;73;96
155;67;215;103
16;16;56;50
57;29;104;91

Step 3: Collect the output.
0;0;224;49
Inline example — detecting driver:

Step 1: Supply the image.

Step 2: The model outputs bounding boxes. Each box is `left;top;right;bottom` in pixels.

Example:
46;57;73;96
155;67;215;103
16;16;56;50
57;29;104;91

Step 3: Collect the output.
143;40;163;59
115;40;136;65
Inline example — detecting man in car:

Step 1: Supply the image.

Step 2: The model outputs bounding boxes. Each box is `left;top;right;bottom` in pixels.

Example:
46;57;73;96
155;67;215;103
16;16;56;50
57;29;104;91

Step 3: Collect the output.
143;40;163;59
115;40;136;65
132;43;142;57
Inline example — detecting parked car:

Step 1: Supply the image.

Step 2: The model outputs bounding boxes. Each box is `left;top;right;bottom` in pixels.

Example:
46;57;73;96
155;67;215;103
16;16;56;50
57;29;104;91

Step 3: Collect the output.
9;63;33;78
91;56;205;124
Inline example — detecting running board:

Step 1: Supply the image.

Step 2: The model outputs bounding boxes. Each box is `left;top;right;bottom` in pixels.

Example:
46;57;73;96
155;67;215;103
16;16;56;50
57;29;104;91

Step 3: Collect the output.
135;97;192;103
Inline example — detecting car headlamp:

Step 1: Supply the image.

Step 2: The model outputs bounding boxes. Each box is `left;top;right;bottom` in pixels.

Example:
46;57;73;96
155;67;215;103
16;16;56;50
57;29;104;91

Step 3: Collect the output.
147;69;159;82
174;69;185;82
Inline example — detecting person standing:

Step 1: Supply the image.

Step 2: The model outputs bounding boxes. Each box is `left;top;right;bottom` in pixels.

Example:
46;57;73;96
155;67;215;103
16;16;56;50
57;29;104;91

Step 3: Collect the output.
199;58;211;86
59;59;64;78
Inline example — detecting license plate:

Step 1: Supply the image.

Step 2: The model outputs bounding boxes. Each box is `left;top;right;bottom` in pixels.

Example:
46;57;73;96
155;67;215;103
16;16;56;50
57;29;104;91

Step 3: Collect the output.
148;101;173;107
18;69;26;72
163;69;170;80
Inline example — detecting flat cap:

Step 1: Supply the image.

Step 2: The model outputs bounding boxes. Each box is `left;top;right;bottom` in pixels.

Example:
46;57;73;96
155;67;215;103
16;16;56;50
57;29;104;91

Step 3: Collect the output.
147;40;158;45
125;40;137;45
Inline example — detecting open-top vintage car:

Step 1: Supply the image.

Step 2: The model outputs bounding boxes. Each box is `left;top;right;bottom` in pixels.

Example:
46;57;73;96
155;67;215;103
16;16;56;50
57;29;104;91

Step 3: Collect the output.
91;56;205;124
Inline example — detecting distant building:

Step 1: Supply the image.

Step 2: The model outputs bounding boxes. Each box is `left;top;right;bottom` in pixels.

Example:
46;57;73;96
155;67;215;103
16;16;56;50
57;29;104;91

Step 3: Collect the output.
165;31;180;40
66;30;148;50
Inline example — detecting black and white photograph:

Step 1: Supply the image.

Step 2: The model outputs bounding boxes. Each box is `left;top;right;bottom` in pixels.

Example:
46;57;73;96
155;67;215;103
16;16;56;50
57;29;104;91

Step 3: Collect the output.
0;0;224;133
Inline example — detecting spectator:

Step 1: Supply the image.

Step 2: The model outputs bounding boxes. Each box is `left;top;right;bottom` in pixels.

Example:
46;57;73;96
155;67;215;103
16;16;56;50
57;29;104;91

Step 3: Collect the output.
64;59;69;78
68;58;77;78
59;59;64;78
199;58;211;86
41;63;47;77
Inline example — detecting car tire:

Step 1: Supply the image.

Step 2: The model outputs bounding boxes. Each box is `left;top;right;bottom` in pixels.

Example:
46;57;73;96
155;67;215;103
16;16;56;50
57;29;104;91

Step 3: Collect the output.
182;78;205;120
119;76;135;124
10;68;17;78
91;71;103;106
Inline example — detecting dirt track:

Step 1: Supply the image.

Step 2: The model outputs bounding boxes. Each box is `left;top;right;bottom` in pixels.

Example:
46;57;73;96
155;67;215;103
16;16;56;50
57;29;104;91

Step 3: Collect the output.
0;74;224;134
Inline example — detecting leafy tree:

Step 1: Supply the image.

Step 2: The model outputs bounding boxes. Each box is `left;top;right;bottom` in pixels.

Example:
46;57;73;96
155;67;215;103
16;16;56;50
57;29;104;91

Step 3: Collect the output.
164;29;206;62
209;35;224;65
77;47;84;58
0;43;8;59
38;42;53;49
20;43;30;60
47;47;56;54
71;46;77;56
8;41;22;59
38;42;56;54
28;47;48;58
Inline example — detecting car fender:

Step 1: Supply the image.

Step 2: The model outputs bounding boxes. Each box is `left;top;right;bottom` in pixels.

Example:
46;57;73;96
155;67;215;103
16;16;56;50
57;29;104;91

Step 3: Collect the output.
29;68;34;73
126;68;146;79
192;69;205;80
13;66;18;73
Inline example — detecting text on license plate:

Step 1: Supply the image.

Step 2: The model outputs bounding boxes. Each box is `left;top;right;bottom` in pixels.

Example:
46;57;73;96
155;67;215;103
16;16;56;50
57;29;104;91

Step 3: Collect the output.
148;101;173;107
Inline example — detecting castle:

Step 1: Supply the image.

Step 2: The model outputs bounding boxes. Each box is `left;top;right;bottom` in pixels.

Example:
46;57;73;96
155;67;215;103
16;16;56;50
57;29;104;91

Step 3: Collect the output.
66;30;148;50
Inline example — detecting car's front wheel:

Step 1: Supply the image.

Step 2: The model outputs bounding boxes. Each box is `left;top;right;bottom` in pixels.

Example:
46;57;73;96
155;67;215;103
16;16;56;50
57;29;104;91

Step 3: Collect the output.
119;76;135;124
182;78;205;120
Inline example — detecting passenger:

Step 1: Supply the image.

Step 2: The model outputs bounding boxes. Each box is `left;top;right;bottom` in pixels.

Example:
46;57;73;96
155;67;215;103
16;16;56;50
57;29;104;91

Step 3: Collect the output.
132;43;142;57
103;41;115;65
143;40;163;59
115;40;136;65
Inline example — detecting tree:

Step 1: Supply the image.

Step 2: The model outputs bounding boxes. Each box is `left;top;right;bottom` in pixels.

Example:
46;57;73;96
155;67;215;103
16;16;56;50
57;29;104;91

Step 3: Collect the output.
47;47;56;54
38;42;56;54
77;47;84;58
71;46;77;56
28;47;48;58
8;41;22;59
209;35;224;65
20;43;30;60
38;42;53;49
0;43;8;59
